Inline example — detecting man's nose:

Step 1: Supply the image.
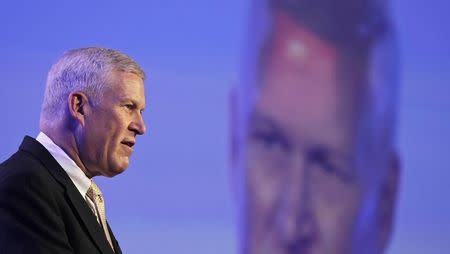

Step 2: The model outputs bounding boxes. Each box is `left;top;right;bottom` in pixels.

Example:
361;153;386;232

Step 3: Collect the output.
129;113;146;135
275;157;318;250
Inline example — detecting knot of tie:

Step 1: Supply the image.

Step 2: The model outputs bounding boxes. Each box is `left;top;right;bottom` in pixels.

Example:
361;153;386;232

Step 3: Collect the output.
86;181;103;204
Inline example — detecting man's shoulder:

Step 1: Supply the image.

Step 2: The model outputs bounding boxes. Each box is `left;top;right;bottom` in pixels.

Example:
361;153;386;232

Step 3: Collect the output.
0;137;58;191
0;149;49;187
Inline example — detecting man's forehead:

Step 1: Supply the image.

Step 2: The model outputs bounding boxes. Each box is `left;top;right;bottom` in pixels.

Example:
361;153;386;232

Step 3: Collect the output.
108;71;146;105
263;10;339;71
258;30;342;131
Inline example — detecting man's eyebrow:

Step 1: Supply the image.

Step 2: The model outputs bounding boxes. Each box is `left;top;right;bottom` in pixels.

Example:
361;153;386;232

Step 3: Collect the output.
120;98;145;110
307;139;354;166
250;110;351;158
250;110;274;126
249;110;287;135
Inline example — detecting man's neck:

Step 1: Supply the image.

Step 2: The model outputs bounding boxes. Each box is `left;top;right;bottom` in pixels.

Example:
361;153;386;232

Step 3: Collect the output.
41;128;93;178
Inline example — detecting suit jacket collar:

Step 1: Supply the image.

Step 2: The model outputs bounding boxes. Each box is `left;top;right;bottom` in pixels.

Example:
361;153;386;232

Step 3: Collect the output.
19;136;120;254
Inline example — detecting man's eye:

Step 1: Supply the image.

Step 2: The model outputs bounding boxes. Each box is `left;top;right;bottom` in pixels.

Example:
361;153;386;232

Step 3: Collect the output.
307;148;336;173
251;131;289;152
125;104;134;110
307;147;354;181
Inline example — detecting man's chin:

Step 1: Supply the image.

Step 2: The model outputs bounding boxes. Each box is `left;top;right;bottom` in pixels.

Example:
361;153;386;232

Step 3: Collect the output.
105;161;129;177
255;238;319;254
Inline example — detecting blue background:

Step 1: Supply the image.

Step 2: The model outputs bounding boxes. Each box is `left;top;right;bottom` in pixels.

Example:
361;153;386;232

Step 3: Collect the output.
0;0;449;253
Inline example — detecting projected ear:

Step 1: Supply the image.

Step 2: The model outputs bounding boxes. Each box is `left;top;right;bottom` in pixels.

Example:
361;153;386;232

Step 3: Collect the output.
229;85;246;204
68;91;90;126
230;86;240;166
378;151;400;252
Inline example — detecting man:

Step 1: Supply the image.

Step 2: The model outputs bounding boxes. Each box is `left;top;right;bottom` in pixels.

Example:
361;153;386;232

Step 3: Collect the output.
231;0;400;253
0;47;146;253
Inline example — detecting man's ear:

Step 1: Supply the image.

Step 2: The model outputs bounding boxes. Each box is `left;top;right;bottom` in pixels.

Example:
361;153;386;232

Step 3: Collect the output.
68;92;89;126
229;86;242;201
378;151;401;252
230;87;239;167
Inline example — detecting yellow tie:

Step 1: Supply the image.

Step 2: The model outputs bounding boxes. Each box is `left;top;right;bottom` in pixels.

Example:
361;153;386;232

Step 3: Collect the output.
86;181;114;251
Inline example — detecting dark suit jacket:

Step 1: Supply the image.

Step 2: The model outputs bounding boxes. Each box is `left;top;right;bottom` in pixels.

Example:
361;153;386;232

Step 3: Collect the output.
0;136;122;254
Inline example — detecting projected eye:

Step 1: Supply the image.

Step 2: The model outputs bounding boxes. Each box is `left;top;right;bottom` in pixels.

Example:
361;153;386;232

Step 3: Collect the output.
250;129;290;153
246;111;293;173
307;147;335;172
307;146;355;182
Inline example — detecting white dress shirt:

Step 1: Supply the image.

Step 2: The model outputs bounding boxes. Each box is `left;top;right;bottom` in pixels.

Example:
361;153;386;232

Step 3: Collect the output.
36;132;100;223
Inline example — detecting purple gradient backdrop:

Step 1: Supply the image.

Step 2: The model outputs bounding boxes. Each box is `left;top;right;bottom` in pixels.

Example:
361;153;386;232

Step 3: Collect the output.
0;0;449;253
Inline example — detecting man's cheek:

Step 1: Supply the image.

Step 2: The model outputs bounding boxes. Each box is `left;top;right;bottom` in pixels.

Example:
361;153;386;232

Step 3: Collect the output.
317;201;358;254
248;168;281;219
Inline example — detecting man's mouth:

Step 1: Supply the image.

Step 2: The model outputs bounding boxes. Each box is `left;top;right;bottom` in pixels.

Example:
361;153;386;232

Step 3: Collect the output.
121;140;135;148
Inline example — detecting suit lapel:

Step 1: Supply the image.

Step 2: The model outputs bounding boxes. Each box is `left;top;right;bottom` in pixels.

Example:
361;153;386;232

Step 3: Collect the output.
107;222;122;254
20;136;115;254
65;185;116;254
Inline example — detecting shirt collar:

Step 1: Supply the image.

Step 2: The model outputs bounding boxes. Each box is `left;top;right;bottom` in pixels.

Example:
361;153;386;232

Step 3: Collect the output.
36;132;91;197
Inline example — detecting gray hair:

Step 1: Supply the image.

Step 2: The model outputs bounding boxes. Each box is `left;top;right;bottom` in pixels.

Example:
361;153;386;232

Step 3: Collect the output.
40;47;145;127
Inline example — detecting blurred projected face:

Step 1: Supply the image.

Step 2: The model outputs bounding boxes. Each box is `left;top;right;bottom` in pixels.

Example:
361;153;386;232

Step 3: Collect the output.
234;12;395;254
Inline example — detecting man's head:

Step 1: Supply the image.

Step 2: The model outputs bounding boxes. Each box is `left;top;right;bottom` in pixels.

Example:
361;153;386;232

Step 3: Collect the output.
40;47;146;178
231;2;399;254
